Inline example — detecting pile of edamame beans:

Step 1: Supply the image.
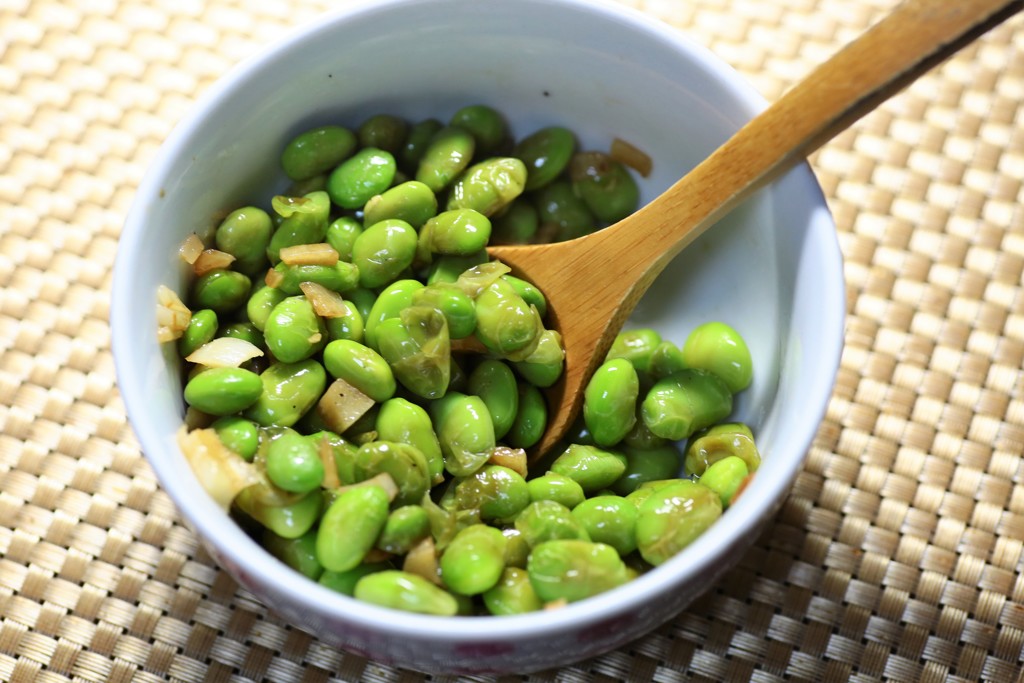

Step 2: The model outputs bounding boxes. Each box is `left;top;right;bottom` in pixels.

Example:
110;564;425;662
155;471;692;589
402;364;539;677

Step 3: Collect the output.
168;105;761;616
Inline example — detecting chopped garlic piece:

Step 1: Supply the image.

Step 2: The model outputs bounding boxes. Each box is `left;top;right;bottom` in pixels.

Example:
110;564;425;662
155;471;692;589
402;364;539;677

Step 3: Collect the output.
301;281;351;318
178;233;204;264
177;426;260;511
185;337;263;367
280;243;339;266
193;248;236;276
317;377;375;433
487;446;528;478
610;137;652;177
403;536;442;585
156;284;191;342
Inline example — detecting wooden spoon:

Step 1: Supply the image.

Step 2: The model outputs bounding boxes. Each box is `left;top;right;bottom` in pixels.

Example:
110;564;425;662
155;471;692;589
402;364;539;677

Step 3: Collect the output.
487;0;1022;456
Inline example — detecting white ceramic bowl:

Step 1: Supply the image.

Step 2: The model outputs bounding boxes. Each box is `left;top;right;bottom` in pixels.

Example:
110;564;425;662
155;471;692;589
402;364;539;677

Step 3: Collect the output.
112;0;845;673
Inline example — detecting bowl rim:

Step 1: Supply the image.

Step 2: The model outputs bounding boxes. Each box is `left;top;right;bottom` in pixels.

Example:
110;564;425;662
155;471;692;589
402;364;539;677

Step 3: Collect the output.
112;0;845;646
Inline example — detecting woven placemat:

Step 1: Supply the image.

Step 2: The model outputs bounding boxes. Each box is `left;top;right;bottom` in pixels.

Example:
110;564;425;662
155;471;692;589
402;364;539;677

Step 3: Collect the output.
2;0;1022;680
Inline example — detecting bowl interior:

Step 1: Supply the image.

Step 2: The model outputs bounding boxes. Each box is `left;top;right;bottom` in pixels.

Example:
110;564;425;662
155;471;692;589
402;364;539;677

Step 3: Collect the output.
112;0;843;672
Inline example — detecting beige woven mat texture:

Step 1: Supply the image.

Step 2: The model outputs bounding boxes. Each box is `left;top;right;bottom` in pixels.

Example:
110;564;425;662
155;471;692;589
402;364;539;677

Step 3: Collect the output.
1;0;1022;680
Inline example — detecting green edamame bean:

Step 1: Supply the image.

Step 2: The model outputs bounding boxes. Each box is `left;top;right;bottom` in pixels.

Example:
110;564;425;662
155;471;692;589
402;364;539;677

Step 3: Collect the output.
400;118;443;172
549;444;627;493
211;416;260;461
322;339;396;402
635;480;722;566
178;308;218;358
648;340;687;380
247;285;287;331
306;430;359;485
286;174;327;197
375;306;450;400
621;403;667;450
363;279;424;350
514;500;589;547
324;298;364;343
583;358;639;447
215;207;273;275
419;209;492;258
527;540;629;603
526;472;585;509
482;567;542;616
569;151;640;223
491;199;539;244
641;369;733;441
501;275;547;318
319;562;388;597
263;529;323;580
699;455;749;508
267;192;331;263
606;328;661;373
446;157;527;217
353;440;430;507
450;104;508;155
266;430;324;493
411;283;477;339
429;391;496;477
346;287;377;323
362;180;438;229
612;444;681;495
426;251;488;285
502;528;530;568
183;367;262;415
316;484;390;572
467;360;519;440
448;355;469;393
264;296;327;363
375;397;444;483
512;330;564;388
235;486;322;539
271;260;361;296
191;269;251;314
354;570;458;616
571;495;637;556
243;359;326;427
562;420;597;447
684;422;761;475
681;321;753;393
455;465;530;521
377;505;431;555
351;218;418;289
357;114;408;154
420;491;478;551
533;179;596;241
514;126;576;191
415;125;475;192
218;321;265;351
440;587;475;616
624;477;686;509
324;216;363;262
281;125;357;181
327;147;397;210
505;383;547;450
450;260;510;311
440;524;507;595
474;280;542;357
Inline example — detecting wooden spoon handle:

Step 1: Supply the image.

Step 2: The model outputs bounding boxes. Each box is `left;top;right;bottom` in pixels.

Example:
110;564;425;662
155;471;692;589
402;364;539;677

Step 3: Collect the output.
625;0;1023;277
